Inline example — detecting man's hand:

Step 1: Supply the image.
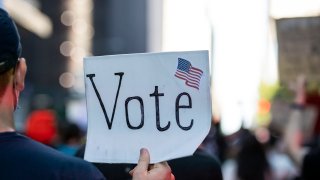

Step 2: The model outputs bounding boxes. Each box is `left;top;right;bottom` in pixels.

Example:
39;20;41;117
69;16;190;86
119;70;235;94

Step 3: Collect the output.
130;148;175;180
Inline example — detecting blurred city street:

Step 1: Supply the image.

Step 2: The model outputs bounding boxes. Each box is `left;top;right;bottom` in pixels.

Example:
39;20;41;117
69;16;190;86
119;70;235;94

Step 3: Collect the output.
2;0;320;179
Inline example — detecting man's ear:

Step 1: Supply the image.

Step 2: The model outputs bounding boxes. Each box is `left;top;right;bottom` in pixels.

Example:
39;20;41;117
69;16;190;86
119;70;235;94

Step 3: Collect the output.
14;58;27;91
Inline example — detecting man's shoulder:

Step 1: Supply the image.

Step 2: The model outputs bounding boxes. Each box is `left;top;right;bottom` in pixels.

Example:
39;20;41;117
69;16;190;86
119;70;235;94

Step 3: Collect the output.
57;156;105;179
0;132;105;179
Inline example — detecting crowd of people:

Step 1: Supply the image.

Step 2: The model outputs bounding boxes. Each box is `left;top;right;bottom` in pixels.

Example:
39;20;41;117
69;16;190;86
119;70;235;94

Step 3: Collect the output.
1;5;320;180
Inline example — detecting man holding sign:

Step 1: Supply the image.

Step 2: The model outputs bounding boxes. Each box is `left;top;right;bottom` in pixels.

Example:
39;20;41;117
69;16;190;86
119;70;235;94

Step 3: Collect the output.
0;8;173;180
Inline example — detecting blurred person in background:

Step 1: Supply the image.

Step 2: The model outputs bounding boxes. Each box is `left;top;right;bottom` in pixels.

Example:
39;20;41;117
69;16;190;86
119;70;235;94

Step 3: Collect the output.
283;75;320;179
222;128;274;180
200;116;226;163
56;121;83;156
0;7;173;180
262;127;299;180
25;109;57;146
236;129;271;180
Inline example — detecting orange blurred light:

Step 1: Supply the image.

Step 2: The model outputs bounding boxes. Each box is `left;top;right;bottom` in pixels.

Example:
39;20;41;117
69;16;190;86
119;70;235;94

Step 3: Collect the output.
258;98;271;114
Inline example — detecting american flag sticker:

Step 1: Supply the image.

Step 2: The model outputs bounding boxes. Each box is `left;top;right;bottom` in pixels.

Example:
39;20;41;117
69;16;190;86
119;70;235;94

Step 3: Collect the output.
174;58;203;90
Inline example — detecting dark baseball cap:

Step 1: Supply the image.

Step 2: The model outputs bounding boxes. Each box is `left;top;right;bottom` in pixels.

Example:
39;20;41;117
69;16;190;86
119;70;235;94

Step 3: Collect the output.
0;8;22;74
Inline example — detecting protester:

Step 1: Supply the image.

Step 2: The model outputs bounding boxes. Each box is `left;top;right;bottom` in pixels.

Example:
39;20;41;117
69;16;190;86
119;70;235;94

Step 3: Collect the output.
222;128;273;180
25;109;58;146
57;121;83;156
236;129;271;180
0;8;173;180
283;76;320;179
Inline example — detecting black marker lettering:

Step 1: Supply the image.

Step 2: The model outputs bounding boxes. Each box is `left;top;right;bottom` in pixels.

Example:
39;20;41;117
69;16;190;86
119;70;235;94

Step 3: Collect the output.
125;96;144;129
150;86;170;131
86;72;124;129
175;92;193;130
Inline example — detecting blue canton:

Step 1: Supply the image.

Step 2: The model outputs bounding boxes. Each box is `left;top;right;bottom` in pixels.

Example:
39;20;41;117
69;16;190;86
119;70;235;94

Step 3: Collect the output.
177;58;191;72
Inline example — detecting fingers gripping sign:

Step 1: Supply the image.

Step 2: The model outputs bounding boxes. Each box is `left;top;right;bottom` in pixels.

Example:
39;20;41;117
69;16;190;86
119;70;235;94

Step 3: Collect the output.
130;148;175;180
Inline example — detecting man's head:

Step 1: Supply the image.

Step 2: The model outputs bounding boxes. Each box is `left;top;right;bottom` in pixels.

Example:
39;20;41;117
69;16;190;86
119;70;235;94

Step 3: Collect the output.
0;8;26;112
0;8;22;74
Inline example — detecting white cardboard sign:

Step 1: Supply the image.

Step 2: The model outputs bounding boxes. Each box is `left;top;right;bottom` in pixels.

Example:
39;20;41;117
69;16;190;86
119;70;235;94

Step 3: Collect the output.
83;50;211;163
